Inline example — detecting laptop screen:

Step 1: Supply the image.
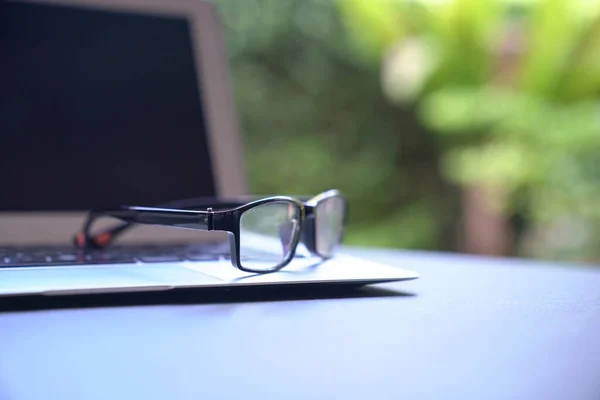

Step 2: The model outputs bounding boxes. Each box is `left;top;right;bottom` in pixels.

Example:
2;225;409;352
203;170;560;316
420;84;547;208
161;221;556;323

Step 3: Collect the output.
0;1;216;212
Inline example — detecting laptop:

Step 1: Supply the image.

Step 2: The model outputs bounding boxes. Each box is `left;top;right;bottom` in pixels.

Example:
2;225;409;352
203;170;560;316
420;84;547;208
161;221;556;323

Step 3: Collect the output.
0;0;419;297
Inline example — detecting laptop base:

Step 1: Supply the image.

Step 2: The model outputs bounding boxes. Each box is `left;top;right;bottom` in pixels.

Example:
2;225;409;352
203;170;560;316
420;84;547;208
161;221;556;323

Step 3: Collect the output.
0;254;419;297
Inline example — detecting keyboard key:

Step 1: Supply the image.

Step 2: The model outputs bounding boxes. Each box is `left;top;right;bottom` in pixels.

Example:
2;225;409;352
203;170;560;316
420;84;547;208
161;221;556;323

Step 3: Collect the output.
12;253;49;263
2;255;49;267
138;255;184;263
85;252;137;264
56;254;78;261
0;248;14;256
185;253;221;261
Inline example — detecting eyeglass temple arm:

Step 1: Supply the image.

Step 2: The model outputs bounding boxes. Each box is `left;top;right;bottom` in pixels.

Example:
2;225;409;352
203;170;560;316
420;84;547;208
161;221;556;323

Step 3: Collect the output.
77;197;318;249
78;200;243;249
74;206;212;249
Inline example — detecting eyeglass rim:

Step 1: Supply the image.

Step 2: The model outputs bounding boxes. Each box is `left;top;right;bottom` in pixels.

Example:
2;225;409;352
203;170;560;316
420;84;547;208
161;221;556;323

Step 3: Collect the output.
214;196;305;273
302;190;349;259
229;191;349;270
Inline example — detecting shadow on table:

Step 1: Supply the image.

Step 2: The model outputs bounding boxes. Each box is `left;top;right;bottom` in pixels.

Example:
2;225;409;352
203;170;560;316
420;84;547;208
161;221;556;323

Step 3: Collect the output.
0;284;415;313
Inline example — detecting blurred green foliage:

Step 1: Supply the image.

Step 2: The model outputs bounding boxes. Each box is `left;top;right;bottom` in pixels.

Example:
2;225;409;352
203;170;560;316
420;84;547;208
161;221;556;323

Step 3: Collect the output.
336;0;600;260
214;0;454;251
214;0;600;261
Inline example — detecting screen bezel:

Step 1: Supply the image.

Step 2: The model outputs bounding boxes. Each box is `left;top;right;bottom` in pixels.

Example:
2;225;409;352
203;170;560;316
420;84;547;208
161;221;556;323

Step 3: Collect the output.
1;0;247;245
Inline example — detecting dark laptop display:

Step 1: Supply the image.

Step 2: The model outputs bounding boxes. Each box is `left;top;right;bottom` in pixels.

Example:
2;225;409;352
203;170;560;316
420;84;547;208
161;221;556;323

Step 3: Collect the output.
0;1;215;212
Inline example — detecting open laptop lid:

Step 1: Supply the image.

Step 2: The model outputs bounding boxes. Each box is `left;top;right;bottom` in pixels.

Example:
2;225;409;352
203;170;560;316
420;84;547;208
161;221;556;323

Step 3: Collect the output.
0;0;247;245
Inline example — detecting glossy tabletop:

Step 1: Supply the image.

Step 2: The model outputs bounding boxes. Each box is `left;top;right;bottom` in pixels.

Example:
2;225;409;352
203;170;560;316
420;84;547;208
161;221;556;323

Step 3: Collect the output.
0;248;599;400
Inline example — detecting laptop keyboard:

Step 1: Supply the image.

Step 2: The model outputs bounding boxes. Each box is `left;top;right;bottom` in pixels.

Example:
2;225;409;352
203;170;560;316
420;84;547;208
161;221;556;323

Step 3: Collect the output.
0;243;230;268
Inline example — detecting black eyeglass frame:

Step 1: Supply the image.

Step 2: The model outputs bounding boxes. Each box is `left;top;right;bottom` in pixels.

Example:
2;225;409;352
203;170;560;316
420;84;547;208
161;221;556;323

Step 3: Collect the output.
75;189;348;273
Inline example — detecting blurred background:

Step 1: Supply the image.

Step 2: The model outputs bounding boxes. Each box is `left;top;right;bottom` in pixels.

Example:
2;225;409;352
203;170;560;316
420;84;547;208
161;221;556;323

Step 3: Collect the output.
212;0;600;263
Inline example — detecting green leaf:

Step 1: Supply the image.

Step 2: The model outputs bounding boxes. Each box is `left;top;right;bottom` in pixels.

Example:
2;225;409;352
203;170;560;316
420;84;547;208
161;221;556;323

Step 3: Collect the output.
517;0;583;96
443;143;539;190
559;12;600;99
424;0;502;88
336;0;405;65
419;87;532;135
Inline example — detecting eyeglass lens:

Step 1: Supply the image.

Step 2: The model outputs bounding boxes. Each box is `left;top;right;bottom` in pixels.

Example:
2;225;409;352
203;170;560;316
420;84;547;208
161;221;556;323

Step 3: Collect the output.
239;201;300;271
315;196;346;257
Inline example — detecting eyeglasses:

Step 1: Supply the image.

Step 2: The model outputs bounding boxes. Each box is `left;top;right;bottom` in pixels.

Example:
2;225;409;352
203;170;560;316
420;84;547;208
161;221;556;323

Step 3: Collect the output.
74;189;348;273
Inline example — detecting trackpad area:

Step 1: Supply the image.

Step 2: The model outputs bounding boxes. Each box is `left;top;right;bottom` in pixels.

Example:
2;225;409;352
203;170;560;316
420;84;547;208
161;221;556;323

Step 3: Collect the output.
0;264;223;296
